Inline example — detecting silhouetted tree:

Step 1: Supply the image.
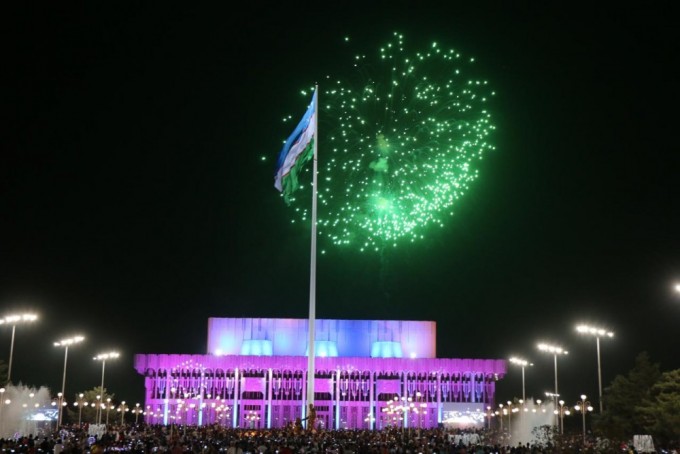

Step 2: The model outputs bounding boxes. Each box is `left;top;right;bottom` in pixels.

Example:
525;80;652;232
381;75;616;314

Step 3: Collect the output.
596;352;661;439
64;386;115;425
637;369;680;445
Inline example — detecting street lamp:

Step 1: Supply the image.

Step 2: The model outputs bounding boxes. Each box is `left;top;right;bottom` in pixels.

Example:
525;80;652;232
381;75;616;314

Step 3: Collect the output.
532;399;546;414
537;343;568;428
486;406;492;429
382;397;404;429
399;395;421;431
119;401;129;425
54;335;84;427
402;395;412;429
133;403;142;424
498;403;504;432
0;387;6;435
105;398;112;425
576;324;614;413
93;351;119;424
245;410;260;428
554;399;570;434
95;395;101;424
545;391;559;428
415;391;427;428
74;393;88;426
574;395;593;444
0;313;38;384
509;357;533;402
55;392;67;427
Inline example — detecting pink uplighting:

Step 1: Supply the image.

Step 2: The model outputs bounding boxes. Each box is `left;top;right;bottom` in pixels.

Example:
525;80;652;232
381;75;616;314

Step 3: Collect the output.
135;318;506;430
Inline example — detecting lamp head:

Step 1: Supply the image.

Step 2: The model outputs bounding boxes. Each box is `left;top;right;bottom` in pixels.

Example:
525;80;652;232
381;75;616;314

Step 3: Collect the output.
1;313;38;325
94;351;120;361
509;357;529;366
576;324;614;338
54;336;85;347
537;343;568;355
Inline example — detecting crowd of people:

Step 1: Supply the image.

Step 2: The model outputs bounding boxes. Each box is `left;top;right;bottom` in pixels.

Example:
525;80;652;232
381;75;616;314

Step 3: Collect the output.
0;422;660;454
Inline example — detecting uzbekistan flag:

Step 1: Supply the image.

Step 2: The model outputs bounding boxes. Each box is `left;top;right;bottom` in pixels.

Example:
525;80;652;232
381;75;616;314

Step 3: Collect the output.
274;91;317;202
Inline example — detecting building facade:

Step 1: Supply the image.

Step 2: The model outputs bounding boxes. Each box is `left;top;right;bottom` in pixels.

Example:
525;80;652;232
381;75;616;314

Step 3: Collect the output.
134;318;506;429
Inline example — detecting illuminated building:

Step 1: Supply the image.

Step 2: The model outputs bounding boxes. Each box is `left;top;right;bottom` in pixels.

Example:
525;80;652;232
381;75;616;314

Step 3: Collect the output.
135;318;506;429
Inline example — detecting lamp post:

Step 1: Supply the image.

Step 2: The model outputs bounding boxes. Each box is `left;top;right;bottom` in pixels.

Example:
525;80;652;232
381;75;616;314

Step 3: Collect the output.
506;401;513;434
509;357;533;402
533;399;545;415
94;351;119;424
106;398;112;426
119;401;128;425
74;393;87;426
554;399;570;434
518;399;526;418
414;391;426;428
498;403;504;432
576;324;614;413
217;404;231;427
382;398;399;429
56;392;65;427
134;403;142;424
54;335;84;427
399;395;412;429
537;343;568;429
0;387;6;436
1;313;38;384
245;410;260;428
544;391;560;430
95;395;101;425
574;395;593;445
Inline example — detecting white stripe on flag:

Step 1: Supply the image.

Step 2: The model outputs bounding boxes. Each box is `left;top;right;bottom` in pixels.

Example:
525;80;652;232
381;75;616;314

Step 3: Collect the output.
274;112;316;192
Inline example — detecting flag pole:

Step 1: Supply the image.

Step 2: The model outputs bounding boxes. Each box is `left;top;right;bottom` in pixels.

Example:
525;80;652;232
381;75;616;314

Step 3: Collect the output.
306;84;319;420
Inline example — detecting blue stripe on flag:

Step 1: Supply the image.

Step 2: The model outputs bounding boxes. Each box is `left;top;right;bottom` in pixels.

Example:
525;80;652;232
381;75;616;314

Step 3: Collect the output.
275;91;317;173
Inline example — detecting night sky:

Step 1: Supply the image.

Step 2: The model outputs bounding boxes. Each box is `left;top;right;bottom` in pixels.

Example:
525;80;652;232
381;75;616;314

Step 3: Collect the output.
2;3;679;409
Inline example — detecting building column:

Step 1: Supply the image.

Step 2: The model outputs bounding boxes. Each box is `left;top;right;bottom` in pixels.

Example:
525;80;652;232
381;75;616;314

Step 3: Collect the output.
401;372;407;428
471;374;477;403
335;369;341;429
198;372;204;426
369;372;374;430
436;372;442;424
482;374;487;405
163;371;171;426
302;372;307;425
233;369;239;428
267;369;273;428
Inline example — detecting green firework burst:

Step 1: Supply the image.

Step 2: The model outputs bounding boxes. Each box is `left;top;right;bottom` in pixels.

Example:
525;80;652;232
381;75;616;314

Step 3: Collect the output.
284;32;495;252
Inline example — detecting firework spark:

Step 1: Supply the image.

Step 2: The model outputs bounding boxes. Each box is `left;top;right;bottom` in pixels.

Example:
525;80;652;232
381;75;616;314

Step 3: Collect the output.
280;33;495;252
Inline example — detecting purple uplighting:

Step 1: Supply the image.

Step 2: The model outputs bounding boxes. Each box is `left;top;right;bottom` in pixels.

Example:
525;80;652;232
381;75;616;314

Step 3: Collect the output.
206;318;437;358
135;318;506;429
